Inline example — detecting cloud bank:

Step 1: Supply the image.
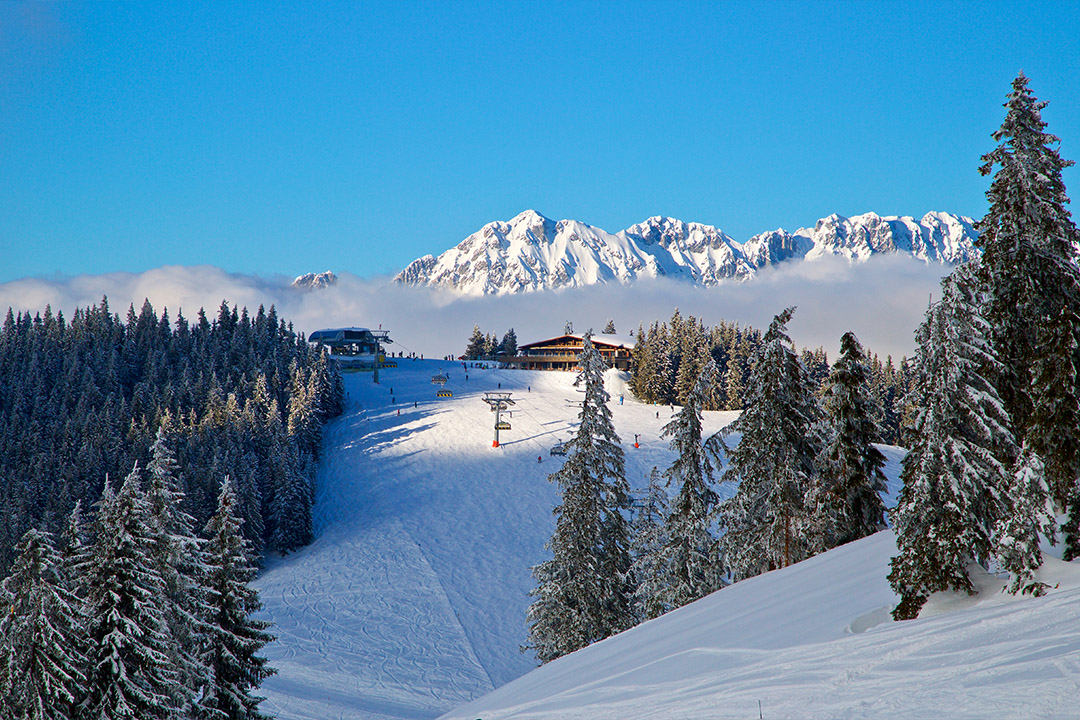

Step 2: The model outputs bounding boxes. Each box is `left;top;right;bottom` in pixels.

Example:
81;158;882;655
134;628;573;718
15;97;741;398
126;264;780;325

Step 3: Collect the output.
0;256;951;361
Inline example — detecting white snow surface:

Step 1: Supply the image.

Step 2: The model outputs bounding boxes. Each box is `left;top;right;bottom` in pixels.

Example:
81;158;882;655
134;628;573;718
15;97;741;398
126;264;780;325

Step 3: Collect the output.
441;535;1080;720
394;210;980;295
255;360;1080;720
254;360;735;719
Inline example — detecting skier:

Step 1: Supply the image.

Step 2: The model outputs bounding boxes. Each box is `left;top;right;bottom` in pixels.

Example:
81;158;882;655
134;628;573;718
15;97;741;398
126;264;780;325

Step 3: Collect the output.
537;455;542;464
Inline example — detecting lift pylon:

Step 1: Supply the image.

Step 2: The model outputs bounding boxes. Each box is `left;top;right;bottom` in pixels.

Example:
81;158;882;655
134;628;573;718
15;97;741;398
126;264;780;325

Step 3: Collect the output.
482;391;515;447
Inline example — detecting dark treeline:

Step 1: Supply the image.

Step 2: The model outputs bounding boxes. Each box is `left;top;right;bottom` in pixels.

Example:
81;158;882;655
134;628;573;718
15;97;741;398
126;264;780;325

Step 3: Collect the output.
629;309;910;444
463;324;518;360
0;296;344;571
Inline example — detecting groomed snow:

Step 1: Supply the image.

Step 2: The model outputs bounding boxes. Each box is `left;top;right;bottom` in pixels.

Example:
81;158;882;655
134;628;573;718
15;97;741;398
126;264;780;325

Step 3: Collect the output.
254;360;735;719
254;359;1080;720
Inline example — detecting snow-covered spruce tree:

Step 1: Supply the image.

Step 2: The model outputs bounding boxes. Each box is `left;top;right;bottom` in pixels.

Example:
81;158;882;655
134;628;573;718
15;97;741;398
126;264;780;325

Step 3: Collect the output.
977;72;1080;511
1028;301;1080;559
718;308;822;581
628;467;670;622
816;331;887;548
268;446;311;555
628;323;655;403
996;445;1056;596
602;319;616;334
888;270;1015;620
655;360;722;610
265;389;312;556
497;328;518;357
81;466;182;720
58;499;89;595
201;478;275;720
0;529;87;720
464;325;486;360
145;425;212;712
526;335;632;663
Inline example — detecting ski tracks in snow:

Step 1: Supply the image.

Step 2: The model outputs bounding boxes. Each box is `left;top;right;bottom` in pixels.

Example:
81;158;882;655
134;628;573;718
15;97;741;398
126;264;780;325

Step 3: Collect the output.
254;361;740;719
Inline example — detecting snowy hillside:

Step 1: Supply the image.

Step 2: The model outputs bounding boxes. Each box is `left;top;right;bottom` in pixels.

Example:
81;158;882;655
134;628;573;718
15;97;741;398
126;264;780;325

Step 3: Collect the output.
254;359;1079;720
440;532;1080;720
253;360;737;720
394;210;980;295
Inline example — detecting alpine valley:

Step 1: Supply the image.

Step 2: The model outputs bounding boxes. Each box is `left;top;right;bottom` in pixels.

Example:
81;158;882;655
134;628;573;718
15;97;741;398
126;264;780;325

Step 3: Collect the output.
394;209;980;295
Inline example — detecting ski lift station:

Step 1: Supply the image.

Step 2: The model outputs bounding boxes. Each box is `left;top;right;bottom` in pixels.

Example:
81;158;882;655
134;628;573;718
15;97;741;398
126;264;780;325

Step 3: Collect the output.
308;327;392;371
508;333;635;371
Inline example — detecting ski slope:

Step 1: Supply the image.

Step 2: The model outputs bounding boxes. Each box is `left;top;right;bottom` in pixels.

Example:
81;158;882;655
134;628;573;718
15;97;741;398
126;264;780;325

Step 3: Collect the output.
440;533;1080;720
255;359;1080;720
254;359;736;720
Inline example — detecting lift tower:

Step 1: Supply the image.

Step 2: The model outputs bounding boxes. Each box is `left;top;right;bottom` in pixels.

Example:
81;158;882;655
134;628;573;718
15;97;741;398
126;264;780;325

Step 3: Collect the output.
482;391;515;448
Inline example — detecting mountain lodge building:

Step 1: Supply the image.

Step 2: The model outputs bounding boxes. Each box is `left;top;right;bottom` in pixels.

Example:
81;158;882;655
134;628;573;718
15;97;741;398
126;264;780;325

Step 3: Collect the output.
508;333;635;371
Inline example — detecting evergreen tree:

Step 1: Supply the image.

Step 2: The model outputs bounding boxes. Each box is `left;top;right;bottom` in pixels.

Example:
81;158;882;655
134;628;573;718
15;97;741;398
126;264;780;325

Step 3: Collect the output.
268;447;312;555
526;335;632;663
497;328;518;357
58;500;89;594
628;467;670;622
976;72;1080;505
816;332;887;547
483;333;498;359
464;325;485;360
723;361;745;411
200;478;275;720
602;319;616;334
82;467;182;720
996;445;1056;596
145;426;211;712
1027;301;1080;550
0;529;87;720
888;272;1014;620
628;323;655;403
718;308;822;581
655;361;722;609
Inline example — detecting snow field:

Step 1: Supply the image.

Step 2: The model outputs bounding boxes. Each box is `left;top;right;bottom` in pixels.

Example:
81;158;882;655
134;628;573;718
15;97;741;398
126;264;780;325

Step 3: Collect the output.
440;534;1080;720
254;359;733;719
254;357;1080;720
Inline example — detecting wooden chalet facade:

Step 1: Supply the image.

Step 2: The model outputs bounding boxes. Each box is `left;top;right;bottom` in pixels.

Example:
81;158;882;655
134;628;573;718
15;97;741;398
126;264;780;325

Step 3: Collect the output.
508;333;635;371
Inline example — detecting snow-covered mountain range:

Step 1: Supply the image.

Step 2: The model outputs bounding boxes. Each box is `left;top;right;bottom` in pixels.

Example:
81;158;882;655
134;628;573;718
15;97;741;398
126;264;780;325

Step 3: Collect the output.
292;271;338;290
394;210;980;295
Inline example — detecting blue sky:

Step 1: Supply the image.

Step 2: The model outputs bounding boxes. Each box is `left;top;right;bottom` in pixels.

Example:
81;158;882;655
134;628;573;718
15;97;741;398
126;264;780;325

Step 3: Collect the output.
3;1;1079;284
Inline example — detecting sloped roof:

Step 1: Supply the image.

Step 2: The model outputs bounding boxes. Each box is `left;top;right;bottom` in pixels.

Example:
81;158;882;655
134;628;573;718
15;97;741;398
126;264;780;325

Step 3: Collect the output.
518;333;636;351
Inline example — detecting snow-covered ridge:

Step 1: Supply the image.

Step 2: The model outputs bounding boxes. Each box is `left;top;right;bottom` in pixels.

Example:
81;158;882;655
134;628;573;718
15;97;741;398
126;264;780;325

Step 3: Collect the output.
292;271;338;290
394;210;980;295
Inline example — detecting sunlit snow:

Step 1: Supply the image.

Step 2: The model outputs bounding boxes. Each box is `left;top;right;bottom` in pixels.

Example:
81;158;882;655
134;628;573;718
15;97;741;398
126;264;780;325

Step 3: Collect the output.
254;360;1080;720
